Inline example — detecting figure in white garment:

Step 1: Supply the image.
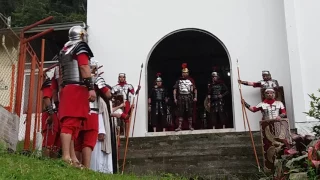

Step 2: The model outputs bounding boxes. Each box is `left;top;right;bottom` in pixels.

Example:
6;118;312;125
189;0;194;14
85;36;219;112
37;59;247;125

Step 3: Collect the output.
90;97;113;173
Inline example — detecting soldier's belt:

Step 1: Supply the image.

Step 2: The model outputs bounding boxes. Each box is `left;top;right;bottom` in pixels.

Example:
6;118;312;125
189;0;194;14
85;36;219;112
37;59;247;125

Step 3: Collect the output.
61;80;85;87
179;92;191;95
90;108;99;112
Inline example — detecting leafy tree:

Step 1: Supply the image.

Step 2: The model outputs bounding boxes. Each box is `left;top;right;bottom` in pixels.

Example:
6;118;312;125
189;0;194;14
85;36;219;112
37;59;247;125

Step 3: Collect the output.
0;0;87;27
305;89;320;137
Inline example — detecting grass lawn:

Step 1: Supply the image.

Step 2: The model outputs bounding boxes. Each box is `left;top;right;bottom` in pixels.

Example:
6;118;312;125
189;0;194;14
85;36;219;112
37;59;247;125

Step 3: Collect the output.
0;151;183;180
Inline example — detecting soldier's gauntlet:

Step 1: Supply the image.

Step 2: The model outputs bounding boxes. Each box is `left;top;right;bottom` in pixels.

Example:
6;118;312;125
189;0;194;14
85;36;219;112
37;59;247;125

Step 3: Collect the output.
244;101;250;109
45;105;54;115
83;77;94;91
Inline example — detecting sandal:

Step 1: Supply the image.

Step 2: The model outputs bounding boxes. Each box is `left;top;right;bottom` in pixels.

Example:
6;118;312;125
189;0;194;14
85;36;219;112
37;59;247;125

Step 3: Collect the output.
62;159;85;170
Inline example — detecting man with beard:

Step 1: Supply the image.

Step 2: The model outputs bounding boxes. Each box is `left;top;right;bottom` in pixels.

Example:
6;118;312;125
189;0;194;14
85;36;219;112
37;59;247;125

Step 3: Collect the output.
238;70;279;88
111;73;140;137
148;73;168;132
41;69;60;158
207;71;229;129
58;26;96;168
75;60;112;168
242;88;286;120
173;63;197;131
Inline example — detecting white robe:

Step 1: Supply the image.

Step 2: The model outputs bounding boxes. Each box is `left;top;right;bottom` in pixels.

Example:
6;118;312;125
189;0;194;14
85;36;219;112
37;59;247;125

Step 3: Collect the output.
90;114;113;173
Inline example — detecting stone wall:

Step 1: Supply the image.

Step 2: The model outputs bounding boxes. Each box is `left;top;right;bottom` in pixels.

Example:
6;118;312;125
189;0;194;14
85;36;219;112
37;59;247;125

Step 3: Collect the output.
0;106;19;151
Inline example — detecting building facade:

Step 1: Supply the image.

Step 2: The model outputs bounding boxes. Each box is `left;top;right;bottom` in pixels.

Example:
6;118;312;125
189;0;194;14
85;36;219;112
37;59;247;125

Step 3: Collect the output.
87;0;320;137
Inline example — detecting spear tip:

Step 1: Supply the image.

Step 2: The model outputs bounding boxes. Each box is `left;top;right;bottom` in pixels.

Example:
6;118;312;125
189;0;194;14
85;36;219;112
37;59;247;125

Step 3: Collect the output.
141;63;143;68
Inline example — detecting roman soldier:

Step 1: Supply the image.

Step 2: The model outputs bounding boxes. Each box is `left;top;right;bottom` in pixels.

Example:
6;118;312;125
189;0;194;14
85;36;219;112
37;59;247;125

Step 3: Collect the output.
58;25;96;168
75;60;111;168
239;70;279;88
148;73;168;132
111;73;140;137
41;69;60;158
242;88;286;120
207;71;229;129
173;63;197;131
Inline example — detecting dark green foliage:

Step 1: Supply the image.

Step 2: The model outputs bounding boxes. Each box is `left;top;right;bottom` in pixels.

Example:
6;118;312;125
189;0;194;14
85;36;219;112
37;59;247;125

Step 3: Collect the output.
0;0;87;27
305;89;320;137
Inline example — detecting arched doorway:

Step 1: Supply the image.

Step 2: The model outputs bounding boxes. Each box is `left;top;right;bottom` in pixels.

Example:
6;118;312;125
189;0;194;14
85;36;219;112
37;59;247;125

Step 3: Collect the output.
147;28;233;132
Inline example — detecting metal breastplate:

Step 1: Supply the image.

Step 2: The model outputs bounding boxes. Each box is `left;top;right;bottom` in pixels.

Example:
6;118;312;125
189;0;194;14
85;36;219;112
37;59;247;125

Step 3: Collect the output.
154;87;165;101
210;84;222;99
178;79;192;94
260;102;281;120
260;80;277;88
95;76;107;89
112;85;129;100
59;46;82;84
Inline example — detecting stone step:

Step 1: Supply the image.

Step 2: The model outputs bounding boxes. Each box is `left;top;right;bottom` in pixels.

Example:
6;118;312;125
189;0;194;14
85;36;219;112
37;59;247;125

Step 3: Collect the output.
118;132;266;179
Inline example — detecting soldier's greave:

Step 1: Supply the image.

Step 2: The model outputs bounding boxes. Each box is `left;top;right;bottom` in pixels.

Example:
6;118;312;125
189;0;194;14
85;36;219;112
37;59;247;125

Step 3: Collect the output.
175;118;183;131
188;117;194;130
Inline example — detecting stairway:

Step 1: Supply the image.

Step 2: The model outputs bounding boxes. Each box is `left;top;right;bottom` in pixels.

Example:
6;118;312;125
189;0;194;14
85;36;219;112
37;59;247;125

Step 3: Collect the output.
119;131;264;180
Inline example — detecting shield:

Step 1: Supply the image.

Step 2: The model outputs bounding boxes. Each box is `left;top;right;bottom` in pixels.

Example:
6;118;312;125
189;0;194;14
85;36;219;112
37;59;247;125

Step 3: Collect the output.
261;86;286;107
204;97;210;112
260;119;291;172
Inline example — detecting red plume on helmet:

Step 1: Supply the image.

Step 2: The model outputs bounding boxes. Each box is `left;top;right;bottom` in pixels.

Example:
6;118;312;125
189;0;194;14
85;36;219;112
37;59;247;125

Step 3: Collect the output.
156;72;161;77
212;66;218;71
182;63;187;69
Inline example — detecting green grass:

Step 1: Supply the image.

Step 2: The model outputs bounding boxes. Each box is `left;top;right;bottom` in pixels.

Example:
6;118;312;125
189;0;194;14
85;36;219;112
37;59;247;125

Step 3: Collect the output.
0;142;185;180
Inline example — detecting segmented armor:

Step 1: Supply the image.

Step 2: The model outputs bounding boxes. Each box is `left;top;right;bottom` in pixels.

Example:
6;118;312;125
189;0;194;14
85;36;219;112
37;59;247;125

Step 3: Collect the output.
174;78;194;117
90;75;108;113
258;79;279;89
58;41;93;87
208;82;228;112
150;86;167;127
255;101;285;120
207;80;229;127
111;84;134;103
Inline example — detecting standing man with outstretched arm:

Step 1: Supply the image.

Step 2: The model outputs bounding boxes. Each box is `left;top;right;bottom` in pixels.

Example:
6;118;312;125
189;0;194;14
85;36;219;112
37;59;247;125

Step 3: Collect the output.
238;70;279;89
58;26;96;168
242;88;286;120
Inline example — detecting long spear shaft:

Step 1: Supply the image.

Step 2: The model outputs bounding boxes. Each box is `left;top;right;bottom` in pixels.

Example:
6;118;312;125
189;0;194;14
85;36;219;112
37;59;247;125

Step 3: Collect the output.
122;63;143;174
237;59;261;172
131;63;143;137
237;59;246;131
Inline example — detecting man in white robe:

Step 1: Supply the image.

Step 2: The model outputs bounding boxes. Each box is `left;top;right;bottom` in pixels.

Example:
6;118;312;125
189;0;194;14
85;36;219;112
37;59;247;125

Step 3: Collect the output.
90;97;113;173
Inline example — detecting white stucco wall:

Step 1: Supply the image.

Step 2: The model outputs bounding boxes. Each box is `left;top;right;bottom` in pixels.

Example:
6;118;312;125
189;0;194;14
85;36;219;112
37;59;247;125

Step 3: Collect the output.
87;0;294;137
293;0;320;119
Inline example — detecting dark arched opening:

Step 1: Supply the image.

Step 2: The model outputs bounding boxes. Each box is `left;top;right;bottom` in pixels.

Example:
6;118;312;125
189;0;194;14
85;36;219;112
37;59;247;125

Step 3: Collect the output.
147;29;233;132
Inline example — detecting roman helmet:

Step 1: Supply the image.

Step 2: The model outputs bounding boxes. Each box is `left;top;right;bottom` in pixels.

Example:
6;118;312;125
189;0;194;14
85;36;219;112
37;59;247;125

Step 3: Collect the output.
211;72;218;77
155;72;162;82
68;25;88;43
181;63;189;73
262;70;271;76
264;88;275;99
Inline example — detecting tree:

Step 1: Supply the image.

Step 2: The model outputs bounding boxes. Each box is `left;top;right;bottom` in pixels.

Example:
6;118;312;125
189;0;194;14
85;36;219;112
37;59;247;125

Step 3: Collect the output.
305;89;320;137
0;0;87;27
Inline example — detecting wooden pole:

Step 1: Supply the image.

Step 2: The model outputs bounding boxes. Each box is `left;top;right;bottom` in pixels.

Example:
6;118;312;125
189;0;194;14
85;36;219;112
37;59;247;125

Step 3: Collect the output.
237;59;261;172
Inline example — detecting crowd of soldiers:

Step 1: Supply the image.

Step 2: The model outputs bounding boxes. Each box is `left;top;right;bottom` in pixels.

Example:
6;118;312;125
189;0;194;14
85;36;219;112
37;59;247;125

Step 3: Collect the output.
41;25;288;171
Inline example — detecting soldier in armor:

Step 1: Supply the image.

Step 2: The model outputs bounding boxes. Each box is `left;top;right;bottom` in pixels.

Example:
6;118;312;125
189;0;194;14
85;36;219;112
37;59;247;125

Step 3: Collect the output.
148;73;168;132
111;73;140;137
41;69;61;158
242;88;286;120
238;70;279;88
75;60;112;168
58;26;96;168
173;63;197;131
207;71;229;129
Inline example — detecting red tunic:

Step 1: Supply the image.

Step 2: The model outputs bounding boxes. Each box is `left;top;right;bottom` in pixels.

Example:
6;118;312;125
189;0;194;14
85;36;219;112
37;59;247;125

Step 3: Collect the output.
58;53;90;121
